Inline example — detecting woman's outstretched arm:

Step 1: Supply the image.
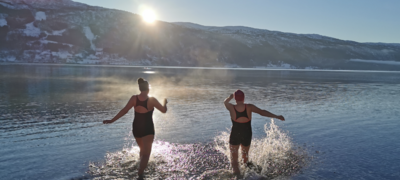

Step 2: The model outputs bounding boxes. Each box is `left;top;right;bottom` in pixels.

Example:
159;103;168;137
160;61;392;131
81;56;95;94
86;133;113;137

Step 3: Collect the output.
224;94;234;110
153;98;168;113
249;104;285;121
103;96;136;124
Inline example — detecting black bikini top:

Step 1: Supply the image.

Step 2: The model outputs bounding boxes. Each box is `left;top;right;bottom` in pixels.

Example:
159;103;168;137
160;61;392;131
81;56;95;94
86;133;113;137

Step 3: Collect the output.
136;96;148;110
234;104;249;121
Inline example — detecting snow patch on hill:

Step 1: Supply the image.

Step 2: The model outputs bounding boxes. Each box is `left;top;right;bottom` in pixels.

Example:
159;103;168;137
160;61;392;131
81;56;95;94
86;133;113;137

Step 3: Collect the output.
23;22;41;37
3;56;16;62
0;18;7;27
57;50;72;59
45;29;66;36
40;40;58;44
0;2;23;9
266;62;293;69
83;26;96;50
350;59;400;65
1;0;88;10
35;11;46;21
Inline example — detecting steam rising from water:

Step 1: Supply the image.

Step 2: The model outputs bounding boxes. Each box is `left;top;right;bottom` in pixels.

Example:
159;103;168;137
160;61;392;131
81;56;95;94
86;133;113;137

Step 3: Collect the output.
88;119;308;179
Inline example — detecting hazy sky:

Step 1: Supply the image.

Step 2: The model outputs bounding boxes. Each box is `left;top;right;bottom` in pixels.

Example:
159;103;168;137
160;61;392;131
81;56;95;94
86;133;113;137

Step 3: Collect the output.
74;0;400;43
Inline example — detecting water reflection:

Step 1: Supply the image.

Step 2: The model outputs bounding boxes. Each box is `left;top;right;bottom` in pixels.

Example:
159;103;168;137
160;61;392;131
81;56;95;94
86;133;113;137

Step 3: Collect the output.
143;71;156;74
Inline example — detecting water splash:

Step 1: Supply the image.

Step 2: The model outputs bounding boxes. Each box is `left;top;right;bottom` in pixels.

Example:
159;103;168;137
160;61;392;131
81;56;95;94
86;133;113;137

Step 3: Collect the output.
88;119;309;179
88;141;230;179
214;119;309;179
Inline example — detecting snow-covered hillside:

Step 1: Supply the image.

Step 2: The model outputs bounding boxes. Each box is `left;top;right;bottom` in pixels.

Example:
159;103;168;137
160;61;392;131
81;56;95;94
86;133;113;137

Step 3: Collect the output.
0;0;87;9
0;0;400;70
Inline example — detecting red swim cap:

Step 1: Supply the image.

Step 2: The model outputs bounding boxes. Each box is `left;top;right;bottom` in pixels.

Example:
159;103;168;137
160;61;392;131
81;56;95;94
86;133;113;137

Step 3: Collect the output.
234;90;245;101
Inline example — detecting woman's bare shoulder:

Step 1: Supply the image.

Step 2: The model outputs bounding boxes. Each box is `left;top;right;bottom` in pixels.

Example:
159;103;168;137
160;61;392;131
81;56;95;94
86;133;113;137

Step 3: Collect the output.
247;104;259;110
130;95;137;102
148;96;160;103
246;103;255;108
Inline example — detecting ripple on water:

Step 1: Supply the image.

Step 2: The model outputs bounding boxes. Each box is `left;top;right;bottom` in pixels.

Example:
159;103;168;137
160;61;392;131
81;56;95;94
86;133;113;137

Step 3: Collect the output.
89;120;310;179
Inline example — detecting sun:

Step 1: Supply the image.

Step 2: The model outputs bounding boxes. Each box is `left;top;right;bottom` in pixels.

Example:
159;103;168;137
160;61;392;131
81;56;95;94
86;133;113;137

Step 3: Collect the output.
142;9;156;23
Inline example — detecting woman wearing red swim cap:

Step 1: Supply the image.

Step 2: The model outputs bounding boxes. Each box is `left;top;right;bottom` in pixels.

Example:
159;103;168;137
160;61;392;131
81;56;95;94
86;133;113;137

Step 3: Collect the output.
224;90;285;175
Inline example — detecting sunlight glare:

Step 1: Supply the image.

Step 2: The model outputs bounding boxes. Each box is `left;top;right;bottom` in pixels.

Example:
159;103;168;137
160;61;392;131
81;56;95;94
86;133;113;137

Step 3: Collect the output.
143;71;156;74
142;9;156;23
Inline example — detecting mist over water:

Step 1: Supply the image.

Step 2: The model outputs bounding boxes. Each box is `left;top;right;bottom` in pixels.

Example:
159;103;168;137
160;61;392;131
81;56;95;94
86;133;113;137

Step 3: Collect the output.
1;65;400;179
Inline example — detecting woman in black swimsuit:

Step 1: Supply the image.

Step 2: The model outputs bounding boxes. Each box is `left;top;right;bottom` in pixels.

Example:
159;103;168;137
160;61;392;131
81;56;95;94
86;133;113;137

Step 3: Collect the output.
103;78;167;179
224;90;285;175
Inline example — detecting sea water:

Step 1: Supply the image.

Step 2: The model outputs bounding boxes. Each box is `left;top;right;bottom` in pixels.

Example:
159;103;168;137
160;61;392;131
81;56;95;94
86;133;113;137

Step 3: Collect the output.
0;64;399;179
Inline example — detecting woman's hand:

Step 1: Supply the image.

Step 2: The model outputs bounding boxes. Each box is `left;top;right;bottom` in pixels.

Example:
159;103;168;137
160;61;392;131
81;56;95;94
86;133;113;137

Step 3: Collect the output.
276;115;285;121
229;94;234;99
103;120;113;124
164;98;168;105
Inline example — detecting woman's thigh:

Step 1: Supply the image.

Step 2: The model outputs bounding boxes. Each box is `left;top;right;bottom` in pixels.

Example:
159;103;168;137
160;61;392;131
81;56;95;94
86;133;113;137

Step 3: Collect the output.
141;135;154;152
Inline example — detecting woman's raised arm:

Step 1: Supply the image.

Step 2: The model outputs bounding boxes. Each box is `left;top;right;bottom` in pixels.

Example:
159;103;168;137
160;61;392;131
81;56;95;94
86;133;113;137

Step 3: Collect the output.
224;94;234;110
152;97;167;113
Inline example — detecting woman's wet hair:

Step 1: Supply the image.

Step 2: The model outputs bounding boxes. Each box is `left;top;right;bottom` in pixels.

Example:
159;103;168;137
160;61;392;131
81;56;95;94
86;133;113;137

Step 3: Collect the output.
138;78;149;91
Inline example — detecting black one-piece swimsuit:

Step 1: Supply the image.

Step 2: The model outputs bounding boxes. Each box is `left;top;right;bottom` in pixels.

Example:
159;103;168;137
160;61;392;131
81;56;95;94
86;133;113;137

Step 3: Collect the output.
132;96;155;138
229;104;252;146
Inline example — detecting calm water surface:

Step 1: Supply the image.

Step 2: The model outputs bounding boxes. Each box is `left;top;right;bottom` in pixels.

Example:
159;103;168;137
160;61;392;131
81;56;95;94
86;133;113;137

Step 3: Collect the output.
0;65;399;179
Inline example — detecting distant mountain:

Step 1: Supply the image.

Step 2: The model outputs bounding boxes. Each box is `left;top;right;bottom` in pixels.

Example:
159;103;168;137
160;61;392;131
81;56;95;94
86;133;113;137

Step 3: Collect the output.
1;0;400;70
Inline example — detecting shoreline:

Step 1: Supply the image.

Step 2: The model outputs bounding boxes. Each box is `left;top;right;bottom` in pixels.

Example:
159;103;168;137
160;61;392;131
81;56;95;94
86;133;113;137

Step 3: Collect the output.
1;62;400;73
